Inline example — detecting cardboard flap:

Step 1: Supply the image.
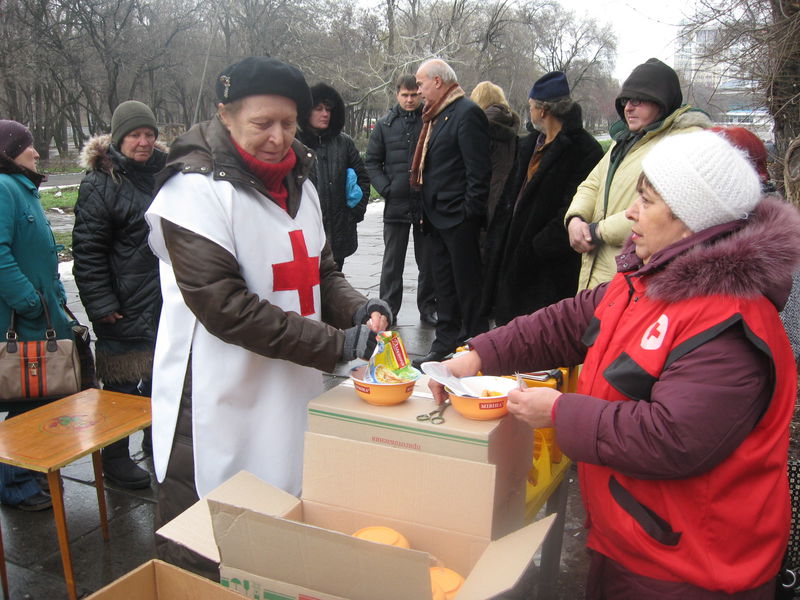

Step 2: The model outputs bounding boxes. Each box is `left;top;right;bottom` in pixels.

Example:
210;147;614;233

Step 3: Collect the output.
303;432;497;538
457;513;556;600
210;500;432;600
156;470;300;563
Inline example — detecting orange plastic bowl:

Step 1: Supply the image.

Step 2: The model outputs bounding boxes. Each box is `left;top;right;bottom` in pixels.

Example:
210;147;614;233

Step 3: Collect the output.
349;365;417;406
429;566;465;600
352;525;411;548
447;376;518;420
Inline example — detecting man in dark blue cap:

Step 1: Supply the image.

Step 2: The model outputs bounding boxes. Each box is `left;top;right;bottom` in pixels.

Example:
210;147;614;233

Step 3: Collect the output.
483;71;603;325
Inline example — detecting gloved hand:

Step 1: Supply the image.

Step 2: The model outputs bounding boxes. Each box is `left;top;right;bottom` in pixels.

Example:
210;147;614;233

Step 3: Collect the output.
342;324;378;361
352;298;393;327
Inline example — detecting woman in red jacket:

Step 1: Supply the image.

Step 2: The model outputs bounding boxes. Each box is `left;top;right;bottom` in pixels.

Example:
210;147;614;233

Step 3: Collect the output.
431;130;800;599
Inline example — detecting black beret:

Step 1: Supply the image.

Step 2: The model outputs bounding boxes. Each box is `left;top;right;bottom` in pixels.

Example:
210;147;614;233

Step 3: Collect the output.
215;57;313;124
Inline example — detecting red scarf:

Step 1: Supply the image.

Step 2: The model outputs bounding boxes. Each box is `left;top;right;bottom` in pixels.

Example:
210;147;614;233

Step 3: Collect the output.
409;83;465;189
233;139;297;211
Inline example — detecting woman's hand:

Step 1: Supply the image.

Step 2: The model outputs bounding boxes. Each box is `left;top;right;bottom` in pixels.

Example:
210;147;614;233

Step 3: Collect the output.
366;311;389;332
427;350;482;405
506;386;561;428
98;311;123;324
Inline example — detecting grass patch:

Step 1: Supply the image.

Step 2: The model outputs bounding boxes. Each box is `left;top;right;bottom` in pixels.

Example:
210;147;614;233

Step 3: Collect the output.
40;188;78;210
599;139;614;152
53;231;73;262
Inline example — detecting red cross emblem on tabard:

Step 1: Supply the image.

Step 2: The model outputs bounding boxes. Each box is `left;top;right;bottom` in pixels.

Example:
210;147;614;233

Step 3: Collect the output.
272;230;320;316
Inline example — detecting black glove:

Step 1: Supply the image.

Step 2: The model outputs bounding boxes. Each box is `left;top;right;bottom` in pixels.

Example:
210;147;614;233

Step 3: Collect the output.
352;298;393;326
342;325;378;361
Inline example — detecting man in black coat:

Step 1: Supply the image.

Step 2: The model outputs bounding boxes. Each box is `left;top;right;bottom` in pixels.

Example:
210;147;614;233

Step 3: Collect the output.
411;59;490;364
365;74;436;326
483;72;603;325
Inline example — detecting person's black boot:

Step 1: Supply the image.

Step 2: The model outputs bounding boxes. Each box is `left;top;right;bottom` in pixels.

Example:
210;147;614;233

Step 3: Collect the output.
141;426;153;457
102;437;151;489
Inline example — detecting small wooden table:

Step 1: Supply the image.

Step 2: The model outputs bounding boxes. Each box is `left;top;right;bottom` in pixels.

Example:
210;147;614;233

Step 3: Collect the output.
0;389;151;600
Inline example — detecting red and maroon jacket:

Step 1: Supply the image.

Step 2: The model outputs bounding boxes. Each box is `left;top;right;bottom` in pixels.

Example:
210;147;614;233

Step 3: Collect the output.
470;196;800;594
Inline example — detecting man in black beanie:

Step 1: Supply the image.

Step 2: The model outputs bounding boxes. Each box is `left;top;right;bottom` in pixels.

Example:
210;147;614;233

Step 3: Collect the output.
565;58;711;290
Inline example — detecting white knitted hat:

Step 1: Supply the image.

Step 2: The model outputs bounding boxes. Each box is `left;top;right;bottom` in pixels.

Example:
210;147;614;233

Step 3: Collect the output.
641;130;762;232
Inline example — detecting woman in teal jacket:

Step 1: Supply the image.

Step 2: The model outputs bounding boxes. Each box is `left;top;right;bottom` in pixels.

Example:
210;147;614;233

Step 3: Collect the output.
0;120;73;511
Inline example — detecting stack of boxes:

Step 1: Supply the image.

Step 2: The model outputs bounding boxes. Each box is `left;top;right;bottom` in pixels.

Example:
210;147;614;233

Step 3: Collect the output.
153;374;559;600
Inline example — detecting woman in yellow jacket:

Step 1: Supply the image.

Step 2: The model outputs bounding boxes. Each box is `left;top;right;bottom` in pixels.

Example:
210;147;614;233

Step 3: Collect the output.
565;58;711;290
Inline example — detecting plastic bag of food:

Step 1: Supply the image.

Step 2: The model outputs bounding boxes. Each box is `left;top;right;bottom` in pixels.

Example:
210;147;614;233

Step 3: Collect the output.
367;331;421;383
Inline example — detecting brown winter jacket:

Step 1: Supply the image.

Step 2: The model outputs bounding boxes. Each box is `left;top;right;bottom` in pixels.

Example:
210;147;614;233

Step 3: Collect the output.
157;116;367;372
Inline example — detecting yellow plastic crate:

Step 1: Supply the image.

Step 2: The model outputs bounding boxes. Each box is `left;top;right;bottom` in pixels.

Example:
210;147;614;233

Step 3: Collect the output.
518;367;575;521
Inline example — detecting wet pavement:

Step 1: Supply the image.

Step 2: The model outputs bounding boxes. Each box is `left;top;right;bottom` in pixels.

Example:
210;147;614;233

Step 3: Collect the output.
0;199;588;598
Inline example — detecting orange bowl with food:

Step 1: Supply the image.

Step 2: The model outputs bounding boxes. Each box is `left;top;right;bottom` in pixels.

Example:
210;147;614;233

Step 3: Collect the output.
349;365;417;406
446;375;518;420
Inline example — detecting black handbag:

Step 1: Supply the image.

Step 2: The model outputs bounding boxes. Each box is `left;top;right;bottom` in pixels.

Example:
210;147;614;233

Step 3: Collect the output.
0;294;81;402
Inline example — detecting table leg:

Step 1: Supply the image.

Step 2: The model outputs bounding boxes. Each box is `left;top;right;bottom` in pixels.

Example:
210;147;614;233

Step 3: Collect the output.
91;451;110;541
537;476;570;600
48;469;77;600
0;515;8;600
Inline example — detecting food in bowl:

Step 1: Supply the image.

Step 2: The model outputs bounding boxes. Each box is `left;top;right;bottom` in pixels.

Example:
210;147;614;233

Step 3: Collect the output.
350;364;417;406
447;375;518;420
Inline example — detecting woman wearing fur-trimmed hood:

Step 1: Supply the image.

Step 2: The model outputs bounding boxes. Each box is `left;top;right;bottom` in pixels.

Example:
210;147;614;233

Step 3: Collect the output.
73;101;167;489
433;130;800;598
297;82;369;270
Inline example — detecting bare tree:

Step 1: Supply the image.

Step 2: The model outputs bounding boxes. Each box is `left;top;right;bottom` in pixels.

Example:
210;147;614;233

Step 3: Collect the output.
680;0;800;157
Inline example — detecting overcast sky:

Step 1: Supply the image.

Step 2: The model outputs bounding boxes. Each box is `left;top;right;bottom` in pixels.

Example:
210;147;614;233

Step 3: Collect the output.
565;0;698;82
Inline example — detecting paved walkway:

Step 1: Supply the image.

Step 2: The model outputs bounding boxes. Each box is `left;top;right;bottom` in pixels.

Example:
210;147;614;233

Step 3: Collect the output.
0;200;587;599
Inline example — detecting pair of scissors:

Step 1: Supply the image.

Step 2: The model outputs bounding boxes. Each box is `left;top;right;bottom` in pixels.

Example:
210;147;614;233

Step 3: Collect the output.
417;400;451;425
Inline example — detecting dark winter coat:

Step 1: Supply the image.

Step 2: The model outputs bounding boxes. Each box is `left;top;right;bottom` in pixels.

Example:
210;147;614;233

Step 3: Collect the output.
73;135;166;381
298;83;369;260
485;105;603;325
484;103;520;224
417;96;491;230
364;103;423;223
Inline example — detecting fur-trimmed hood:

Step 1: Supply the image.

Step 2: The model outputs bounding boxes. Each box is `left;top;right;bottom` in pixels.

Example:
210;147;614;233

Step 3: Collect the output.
80;133;168;174
622;196;800;309
302;82;346;141
484;103;521;143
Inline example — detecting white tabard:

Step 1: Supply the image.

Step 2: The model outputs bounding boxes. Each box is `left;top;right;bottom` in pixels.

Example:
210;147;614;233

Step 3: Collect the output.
146;172;326;497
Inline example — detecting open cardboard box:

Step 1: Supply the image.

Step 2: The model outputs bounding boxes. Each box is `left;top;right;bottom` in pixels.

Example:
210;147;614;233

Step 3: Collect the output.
158;434;555;600
86;559;243;599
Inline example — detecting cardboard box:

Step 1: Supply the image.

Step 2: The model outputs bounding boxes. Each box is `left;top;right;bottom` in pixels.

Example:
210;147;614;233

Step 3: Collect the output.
86;559;243;600
159;442;555;600
308;377;533;537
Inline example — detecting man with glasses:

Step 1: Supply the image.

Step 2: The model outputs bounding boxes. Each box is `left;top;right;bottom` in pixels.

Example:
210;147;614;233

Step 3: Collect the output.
565;58;711;290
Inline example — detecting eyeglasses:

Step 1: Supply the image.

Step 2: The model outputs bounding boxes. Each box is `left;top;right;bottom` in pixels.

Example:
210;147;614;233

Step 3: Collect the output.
619;97;645;107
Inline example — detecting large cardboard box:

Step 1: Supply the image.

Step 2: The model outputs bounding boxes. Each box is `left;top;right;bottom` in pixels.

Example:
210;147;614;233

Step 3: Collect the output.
86;559;243;600
159;437;555;600
308;378;533;537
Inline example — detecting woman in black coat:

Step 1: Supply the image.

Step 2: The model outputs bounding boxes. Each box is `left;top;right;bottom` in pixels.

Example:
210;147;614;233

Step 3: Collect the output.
73;101;166;488
298;83;369;270
484;74;603;326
